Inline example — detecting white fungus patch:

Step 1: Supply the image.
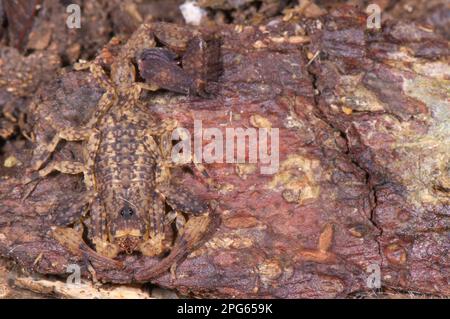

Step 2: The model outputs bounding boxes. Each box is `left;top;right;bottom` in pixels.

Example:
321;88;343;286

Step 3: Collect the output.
179;1;206;26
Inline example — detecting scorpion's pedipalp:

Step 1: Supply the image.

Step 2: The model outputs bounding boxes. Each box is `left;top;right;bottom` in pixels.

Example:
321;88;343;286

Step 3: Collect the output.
134;213;213;282
51;226;123;269
30;126;92;172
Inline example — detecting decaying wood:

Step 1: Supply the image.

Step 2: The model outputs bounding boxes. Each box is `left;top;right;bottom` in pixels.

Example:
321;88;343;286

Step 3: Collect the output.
13;276;151;299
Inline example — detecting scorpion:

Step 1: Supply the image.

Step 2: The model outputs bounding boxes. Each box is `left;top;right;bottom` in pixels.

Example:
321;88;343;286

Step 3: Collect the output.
23;23;218;281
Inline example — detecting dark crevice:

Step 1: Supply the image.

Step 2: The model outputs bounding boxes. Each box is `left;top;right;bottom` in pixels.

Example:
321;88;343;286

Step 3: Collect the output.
304;53;384;272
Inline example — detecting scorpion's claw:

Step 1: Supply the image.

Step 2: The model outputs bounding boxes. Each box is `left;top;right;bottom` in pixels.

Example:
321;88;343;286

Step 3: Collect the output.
51;226;123;269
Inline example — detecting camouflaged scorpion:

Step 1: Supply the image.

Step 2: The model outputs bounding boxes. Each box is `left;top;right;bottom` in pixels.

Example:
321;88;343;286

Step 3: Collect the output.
23;23;218;281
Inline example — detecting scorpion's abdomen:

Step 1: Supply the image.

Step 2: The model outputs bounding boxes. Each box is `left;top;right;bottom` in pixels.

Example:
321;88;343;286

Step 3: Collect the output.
95;119;156;194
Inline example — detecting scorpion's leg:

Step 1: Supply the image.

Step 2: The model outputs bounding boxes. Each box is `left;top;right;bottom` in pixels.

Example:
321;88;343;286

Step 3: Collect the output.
120;84;179;135
158;184;210;216
30;62;115;172
166;210;186;231
140;125;186;186
39;129;101;206
33;127;95;214
24;160;85;184
136;82;159;92
89;61;115;91
84;63;117;126
117;82;177;141
134;184;214;281
154;130;173;184
160;128;215;188
73;58;117;126
82;128;101;199
30;127;92;172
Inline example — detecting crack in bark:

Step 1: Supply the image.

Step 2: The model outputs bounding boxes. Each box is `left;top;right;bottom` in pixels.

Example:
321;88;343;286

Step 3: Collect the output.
304;57;384;267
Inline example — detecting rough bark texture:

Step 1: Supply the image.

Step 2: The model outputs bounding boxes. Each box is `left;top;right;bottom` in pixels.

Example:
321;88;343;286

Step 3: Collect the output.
0;1;448;298
308;6;449;296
